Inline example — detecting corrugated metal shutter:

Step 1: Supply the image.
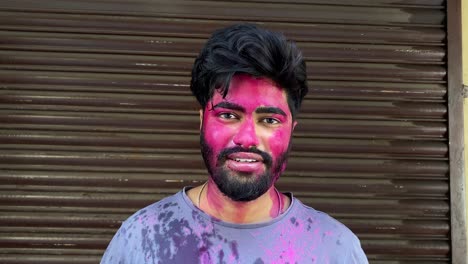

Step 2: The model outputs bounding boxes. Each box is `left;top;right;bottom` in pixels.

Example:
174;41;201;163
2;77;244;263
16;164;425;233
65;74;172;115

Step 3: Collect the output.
0;0;457;263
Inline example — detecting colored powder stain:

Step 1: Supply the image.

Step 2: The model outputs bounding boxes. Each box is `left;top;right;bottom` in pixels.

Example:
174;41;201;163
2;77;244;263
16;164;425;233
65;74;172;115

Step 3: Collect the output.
171;221;195;248
227;254;236;263
176;237;200;261
230;241;239;260
199;250;212;264
191;221;214;238
141;227;156;262
211;244;224;255
218;250;225;263
309;228;321;251
260;220;310;262
285;218;305;236
199;233;214;251
201;74;293;183
291;218;302;228
254;258;265;264
307;217;314;231
153;224;160;233
192;211;206;226
182;226;192;236
275;237;298;262
158;210;174;222
157;218;203;262
322;230;334;240
280;241;297;263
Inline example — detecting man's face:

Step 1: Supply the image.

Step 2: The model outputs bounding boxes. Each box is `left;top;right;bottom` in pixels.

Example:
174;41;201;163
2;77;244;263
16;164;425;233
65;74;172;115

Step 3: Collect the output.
200;74;296;201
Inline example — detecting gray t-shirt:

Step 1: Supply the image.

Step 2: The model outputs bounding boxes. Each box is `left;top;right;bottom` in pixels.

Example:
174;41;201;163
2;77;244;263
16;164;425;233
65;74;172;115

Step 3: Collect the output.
101;188;368;264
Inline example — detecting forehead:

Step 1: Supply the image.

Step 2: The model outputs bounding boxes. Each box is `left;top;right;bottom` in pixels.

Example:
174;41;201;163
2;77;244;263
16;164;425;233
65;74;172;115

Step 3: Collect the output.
211;75;290;112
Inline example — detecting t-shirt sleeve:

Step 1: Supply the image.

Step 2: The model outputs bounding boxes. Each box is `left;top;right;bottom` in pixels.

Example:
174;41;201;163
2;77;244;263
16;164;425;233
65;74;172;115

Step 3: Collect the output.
346;233;368;264
100;221;133;264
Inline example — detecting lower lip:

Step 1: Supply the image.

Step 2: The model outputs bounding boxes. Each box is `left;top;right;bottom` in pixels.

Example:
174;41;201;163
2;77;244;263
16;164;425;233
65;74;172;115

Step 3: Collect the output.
226;159;264;173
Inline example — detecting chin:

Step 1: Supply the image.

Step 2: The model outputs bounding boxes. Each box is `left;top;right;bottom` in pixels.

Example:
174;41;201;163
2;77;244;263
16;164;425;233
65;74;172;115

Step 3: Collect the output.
211;167;273;202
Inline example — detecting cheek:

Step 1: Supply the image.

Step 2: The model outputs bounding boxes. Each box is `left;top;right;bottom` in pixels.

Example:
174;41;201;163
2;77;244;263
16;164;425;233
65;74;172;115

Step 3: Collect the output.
267;128;292;158
202;114;233;153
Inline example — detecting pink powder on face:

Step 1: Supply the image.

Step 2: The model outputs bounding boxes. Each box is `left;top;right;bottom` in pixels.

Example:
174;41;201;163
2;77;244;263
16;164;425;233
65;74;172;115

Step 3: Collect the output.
201;74;294;177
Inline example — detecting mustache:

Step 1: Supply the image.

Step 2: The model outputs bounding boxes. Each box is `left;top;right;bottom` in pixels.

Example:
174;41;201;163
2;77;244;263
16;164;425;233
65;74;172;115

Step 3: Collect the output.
217;146;272;166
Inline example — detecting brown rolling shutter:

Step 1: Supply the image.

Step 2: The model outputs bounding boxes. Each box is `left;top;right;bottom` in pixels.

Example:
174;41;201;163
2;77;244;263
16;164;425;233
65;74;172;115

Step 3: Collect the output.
0;0;464;263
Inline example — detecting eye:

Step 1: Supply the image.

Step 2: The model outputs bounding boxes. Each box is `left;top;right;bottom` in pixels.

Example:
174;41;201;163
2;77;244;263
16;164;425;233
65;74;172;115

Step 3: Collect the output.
261;117;280;125
218;112;238;120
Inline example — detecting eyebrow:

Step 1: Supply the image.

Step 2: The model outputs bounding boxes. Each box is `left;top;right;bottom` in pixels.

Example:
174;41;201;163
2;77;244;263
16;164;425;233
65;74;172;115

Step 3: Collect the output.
212;101;245;112
255;106;287;117
212;102;287;117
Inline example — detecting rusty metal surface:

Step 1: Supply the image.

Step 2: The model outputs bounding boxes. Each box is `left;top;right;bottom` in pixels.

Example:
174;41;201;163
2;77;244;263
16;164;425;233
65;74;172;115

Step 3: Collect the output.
0;0;445;25
0;11;446;45
0;70;447;100
0;0;453;263
0;52;447;82
0;32;446;63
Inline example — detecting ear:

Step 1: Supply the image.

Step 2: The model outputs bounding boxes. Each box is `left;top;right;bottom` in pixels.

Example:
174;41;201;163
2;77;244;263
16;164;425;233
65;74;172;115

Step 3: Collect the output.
292;120;298;131
199;109;204;131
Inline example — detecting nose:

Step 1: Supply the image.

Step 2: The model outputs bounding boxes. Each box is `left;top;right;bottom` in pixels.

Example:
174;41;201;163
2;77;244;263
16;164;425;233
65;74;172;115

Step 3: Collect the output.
232;118;259;149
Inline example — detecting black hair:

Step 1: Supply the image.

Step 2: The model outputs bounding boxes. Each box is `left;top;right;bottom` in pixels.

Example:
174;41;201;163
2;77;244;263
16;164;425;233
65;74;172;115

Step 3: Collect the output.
190;23;308;117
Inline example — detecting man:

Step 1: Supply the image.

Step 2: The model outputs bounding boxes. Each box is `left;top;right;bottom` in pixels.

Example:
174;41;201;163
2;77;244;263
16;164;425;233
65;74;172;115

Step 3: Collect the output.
101;23;368;263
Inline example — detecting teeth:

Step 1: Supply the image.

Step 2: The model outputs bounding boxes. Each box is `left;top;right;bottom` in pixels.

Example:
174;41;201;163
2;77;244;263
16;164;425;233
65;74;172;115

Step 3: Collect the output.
235;158;257;163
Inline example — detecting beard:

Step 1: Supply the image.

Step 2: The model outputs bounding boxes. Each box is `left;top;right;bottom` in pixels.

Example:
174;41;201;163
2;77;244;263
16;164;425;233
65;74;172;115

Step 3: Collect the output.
200;130;291;202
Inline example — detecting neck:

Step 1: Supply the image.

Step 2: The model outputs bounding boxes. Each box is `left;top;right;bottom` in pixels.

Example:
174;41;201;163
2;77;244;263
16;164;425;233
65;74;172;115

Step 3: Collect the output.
198;179;284;224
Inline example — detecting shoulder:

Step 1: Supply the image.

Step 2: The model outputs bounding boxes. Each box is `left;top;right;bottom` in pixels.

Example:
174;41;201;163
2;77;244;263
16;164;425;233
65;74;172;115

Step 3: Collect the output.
292;198;349;231
289;198;360;245
100;191;186;264
290;198;368;263
122;191;184;230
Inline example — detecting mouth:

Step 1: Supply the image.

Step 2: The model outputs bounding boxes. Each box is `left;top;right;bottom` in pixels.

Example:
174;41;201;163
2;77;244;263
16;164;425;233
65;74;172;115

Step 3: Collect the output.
233;158;258;163
227;152;263;162
225;152;264;173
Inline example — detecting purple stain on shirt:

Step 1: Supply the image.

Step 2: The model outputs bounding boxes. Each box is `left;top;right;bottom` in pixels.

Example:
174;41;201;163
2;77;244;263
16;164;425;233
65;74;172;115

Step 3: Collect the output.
254;258;265;264
217;249;225;263
141;227;156;262
158;210;174;222
154;218;203;262
229;241;239;260
290;217;296;225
